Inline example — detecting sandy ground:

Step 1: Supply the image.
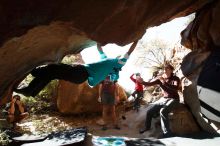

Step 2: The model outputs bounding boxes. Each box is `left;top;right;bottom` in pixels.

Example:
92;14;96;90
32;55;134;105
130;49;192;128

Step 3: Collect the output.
11;97;220;146
14;106;220;146
17;108;157;138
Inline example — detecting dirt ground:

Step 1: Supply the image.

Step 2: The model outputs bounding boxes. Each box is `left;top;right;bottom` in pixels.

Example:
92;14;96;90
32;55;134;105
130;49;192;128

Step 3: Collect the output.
16;109;144;138
5;102;220;146
15;102;162;141
3;96;163;145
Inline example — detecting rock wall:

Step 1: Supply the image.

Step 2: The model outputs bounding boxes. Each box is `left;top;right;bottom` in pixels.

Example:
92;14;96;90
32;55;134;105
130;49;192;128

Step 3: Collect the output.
0;0;208;46
0;0;211;101
181;50;220;134
57;81;127;114
0;0;220;134
181;0;220;50
0;22;95;103
180;0;220;134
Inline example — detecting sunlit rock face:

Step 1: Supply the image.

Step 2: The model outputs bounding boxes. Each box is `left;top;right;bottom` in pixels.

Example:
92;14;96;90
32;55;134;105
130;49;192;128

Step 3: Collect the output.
57;81;101;114
57;81;127;114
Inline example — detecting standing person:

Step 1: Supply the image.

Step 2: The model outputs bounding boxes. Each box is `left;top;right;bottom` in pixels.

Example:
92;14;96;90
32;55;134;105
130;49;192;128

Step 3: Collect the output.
130;73;144;111
139;64;180;138
3;95;29;127
15;40;139;97
99;76;120;130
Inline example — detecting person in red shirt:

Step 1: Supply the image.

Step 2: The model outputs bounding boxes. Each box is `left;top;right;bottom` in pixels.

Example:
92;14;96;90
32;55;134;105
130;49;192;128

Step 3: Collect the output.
130;73;144;111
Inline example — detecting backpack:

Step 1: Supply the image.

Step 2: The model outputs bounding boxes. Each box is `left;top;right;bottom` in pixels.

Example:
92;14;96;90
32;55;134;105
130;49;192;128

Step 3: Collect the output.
197;49;220;122
101;80;116;95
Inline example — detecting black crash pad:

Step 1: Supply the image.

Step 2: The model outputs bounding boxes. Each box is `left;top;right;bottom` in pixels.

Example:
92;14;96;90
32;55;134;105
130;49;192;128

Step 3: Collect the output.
9;127;87;146
22;127;87;146
125;138;165;146
12;134;48;143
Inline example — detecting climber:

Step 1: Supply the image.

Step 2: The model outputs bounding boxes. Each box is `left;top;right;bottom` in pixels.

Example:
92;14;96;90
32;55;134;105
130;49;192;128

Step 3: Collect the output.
15;40;139;97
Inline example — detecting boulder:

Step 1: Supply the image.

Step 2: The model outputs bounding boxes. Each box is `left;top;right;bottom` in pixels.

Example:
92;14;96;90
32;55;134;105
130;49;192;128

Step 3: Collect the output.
169;103;200;135
0;0;214;100
181;50;220;134
56;81;127;114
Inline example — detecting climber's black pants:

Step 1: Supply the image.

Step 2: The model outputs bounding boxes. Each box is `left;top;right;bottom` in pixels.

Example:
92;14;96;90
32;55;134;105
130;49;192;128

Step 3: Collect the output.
16;63;89;96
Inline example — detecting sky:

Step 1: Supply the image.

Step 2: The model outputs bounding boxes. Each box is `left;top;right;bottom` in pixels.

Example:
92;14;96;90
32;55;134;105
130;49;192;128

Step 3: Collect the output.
81;15;194;92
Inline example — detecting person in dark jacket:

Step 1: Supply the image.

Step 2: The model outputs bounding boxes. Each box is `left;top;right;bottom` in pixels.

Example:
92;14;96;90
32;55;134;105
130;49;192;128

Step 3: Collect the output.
139;64;180;138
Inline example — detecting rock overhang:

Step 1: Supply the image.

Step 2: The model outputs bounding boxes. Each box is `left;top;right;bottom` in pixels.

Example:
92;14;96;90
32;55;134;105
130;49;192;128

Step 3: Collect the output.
0;0;217;101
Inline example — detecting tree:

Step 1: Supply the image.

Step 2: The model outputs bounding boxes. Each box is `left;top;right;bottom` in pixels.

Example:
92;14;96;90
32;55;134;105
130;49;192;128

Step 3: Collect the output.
138;38;173;73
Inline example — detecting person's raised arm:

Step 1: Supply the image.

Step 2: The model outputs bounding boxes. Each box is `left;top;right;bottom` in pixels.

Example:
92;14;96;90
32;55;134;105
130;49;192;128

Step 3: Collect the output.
8;98;16;115
127;40;139;56
130;74;136;82
141;79;161;87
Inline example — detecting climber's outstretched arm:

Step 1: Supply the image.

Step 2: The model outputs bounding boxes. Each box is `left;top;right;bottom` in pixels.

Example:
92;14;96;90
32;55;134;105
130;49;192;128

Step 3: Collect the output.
127;40;139;55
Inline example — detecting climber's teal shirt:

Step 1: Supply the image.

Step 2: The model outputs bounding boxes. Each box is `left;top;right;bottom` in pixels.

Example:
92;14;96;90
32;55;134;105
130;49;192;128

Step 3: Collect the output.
84;53;129;87
97;50;120;81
